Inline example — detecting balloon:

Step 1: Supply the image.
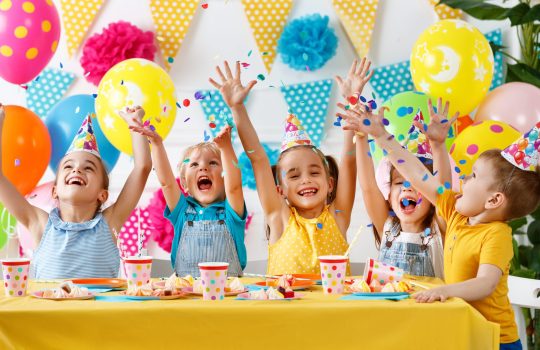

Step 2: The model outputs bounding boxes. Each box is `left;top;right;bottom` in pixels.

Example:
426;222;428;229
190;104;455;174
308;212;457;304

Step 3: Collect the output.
456;115;473;134
16;181;55;254
0;0;61;84
95;58;177;155
475;82;540;133
45;95;120;173
2;106;51;195
410;20;493;116
450;121;520;176
0;203;17;250
370;91;456;162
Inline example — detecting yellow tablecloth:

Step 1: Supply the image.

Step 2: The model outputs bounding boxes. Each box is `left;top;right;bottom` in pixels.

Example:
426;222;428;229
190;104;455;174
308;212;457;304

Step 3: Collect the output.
0;278;499;350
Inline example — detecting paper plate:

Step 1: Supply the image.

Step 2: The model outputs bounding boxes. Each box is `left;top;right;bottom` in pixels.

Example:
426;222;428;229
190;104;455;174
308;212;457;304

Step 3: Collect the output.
68;278;127;289
180;286;248;296
32;290;95;301
236;292;303;300
351;292;409;297
254;279;315;290
119;291;186;300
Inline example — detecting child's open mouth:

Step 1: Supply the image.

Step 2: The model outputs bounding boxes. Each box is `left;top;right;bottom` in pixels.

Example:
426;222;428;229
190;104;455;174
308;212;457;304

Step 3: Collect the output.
66;176;86;186
399;197;417;214
298;188;318;197
197;176;212;191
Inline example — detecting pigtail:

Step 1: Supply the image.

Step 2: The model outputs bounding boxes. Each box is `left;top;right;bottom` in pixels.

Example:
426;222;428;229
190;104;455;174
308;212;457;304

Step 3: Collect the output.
325;155;339;204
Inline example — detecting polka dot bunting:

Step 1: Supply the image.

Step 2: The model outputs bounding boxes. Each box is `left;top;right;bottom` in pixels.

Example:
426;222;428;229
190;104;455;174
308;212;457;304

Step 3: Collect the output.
484;29;504;91
26;68;75;118
370;60;414;103
198;90;240;141
241;0;293;73
60;0;105;56
280;79;333;147
150;0;199;71
332;0;379;59
119;207;152;256
428;0;462;20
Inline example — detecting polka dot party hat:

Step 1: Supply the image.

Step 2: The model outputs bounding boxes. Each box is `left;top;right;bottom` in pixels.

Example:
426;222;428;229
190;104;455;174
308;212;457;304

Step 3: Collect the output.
66;115;101;159
501;122;540;171
403;110;432;160
281;113;314;152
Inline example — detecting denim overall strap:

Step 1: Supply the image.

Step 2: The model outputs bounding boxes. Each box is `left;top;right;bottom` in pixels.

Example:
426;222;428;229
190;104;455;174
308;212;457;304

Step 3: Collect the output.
175;205;243;277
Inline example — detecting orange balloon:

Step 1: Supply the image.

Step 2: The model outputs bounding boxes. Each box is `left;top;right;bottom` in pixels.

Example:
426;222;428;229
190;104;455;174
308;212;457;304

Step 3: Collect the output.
2;106;51;195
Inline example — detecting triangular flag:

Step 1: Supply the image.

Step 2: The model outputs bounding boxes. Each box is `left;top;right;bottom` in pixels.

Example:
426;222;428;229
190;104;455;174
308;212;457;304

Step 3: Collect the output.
428;0;462;20
332;0;379;59
150;0;199;70
370;60;414;103
280;79;333;147
198;91;238;141
26;68;75;119
485;29;504;91
241;0;293;73
60;0;105;57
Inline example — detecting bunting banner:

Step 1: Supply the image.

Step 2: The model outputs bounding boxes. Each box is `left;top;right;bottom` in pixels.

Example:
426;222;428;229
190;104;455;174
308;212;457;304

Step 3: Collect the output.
26;68;75;119
150;0;199;70
428;0;462;20
241;0;293;73
332;0;379;59
370;60;414;103
119;207;152;257
280;79;333;147
485;29;504;91
60;0;105;57
198;90;238;141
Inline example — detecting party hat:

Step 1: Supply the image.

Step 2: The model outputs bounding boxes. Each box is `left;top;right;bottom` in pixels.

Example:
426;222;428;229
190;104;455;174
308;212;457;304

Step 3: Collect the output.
66;115;101;159
281;113;314;152
500;122;540;171
402;110;432;160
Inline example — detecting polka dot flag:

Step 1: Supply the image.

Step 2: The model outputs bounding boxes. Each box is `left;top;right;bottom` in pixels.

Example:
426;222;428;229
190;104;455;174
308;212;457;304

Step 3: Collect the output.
150;0;199;71
26;68;75;119
241;0;293;73
280;79;333;147
428;0;462;20
485;29;504;91
60;0;105;57
370;60;414;103
119;207;152;257
332;0;379;59
198;90;240;141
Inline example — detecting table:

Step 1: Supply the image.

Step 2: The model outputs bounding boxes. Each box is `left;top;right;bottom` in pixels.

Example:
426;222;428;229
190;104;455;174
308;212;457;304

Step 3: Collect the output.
0;278;499;350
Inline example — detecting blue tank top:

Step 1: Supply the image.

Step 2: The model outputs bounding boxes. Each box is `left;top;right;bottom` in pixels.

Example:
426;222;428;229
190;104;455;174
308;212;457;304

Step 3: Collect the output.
31;208;120;279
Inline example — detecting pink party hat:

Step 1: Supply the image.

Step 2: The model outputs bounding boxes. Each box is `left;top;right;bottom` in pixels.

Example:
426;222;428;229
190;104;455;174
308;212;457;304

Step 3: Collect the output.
501;122;540;171
66;115;101;159
403;110;432;160
281;113;314;152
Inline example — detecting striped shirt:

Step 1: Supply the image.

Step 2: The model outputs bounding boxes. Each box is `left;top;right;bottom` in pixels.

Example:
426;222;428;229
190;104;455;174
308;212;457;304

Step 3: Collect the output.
31;208;120;279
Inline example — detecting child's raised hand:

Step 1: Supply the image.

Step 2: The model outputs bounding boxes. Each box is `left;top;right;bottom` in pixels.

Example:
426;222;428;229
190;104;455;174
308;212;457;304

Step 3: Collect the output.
128;120;163;146
411;286;449;303
336;102;388;138
416;98;459;146
213;126;233;148
209;61;257;108
335;58;374;99
119;106;145;127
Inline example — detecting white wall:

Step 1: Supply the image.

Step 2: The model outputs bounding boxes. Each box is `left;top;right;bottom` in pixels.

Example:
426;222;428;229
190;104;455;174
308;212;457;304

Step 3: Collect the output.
1;0;516;264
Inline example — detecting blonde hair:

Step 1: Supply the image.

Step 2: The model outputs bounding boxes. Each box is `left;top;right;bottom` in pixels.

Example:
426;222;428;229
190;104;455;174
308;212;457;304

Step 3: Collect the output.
178;142;222;188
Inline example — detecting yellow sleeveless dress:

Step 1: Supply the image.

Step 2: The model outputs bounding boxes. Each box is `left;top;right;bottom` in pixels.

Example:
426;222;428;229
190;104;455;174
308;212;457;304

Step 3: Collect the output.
267;206;350;275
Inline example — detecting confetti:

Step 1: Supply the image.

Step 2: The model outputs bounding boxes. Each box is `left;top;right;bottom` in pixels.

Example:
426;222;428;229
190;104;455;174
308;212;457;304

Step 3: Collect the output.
204;130;210;142
201;3;208;9
382;118;390;126
403;181;411;188
454;166;461;173
302;53;309;61
247;50;253;57
441;119;448;124
367;152;372;158
335;209;342;214
397;159;405;164
363;119;371;126
14;159;20;167
183;99;190;107
348;95;358;105
59;62;63;69
121;80;124;85
367;223;373;227
167;57;174;64
262;52;269;56
316;223;323;229
247;150;255;153
433;170;439;176
35;76;40;82
75;107;80;113
459;159;467;165
417;198;423;205
257;74;265;81
183;117;190;122
183;158;190;163
389;210;396;217
194;91;206;100
84;71;91;77
437;186;445;195
444;181;451;189
209;122;216;129
424;228;431;236
402;198;409;206
92;94;97;98
241;62;250;68
232;160;242;169
176;102;181;108
422;174;429;181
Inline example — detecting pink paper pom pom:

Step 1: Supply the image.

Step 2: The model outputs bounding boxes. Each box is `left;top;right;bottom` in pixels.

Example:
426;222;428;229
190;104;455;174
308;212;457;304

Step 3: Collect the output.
80;21;156;86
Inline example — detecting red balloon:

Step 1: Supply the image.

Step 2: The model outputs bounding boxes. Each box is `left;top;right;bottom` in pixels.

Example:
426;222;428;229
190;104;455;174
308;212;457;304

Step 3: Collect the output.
2;106;51;195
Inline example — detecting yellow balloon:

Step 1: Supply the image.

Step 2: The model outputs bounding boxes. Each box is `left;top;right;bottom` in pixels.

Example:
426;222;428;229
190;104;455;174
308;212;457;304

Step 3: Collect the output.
96;59;177;155
410;20;494;116
450;121;520;176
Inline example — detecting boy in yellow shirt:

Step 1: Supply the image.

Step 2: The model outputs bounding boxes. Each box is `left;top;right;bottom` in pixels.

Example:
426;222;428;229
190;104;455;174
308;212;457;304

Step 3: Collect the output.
338;102;540;350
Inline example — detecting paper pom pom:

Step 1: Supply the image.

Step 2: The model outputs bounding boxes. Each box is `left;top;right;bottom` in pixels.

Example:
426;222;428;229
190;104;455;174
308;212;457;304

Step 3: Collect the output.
277;14;338;72
80;21;156;86
238;144;279;190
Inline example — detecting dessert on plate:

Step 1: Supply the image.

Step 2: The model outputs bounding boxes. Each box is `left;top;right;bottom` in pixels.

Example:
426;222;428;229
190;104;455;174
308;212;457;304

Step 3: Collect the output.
42;281;92;298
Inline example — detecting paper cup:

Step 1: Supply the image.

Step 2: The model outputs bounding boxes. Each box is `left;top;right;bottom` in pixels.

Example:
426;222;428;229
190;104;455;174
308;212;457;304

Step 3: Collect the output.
363;258;404;285
198;262;229;300
2;258;30;297
319;255;348;294
123;256;152;287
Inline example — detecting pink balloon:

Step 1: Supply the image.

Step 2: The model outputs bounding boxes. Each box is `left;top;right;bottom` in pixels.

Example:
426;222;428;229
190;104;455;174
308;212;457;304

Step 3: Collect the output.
0;0;61;84
17;181;56;254
475;82;540;133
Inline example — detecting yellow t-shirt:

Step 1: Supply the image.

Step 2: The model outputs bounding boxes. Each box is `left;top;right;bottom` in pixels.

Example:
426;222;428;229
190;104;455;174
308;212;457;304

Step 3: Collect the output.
267;206;349;275
437;190;518;343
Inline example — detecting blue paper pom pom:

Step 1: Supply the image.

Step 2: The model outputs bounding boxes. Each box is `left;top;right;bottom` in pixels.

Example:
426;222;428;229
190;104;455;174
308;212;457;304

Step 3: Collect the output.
238;143;279;190
277;14;338;72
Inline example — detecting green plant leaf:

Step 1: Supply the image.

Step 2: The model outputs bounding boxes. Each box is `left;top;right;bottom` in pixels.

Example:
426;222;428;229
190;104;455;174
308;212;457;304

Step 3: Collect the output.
510;237;521;273
506;63;540;88
527;220;540;245
440;1;532;25
513;230;527;236
528;246;540;274
521;4;540;24
510;216;528;231
511;268;537;279
519;245;532;268
488;41;506;55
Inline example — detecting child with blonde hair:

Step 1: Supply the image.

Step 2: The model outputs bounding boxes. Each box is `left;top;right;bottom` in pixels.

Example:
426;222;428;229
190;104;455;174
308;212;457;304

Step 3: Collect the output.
209;60;359;275
0;105;152;279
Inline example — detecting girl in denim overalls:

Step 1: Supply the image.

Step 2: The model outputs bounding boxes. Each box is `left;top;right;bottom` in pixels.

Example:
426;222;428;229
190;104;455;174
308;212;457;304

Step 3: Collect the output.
131;122;246;277
349;98;455;279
